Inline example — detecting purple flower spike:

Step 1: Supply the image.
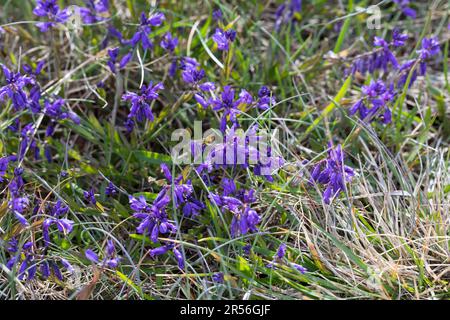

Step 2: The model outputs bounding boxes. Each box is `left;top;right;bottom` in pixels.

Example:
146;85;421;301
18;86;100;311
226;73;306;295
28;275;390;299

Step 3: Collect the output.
310;144;355;204
122;82;164;125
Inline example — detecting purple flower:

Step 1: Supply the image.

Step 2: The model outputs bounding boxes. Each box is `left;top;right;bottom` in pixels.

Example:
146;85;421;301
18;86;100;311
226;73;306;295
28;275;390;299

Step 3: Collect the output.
173;247;184;269
209;181;260;238
212;272;224;283
33;0;71;32
130;189;176;243
0;155;17;182
180;57;205;85
79;0;110;24
85;239;120;268
417;37;440;60
392;28;408;47
160;33;178;52
85;249;99;263
276;243;287;260
349;79;395;124
9;196;30;226
44;97;80;124
291;263;307;274
105;182;118;196
256;86;275;110
351;29;407;75
125;12;165;50
84;188;97;205
122;82;164;124
275;0;302;30
209;86;243;131
212;28;236;51
0;65;33;110
42;200;73;246
212;9;223;21
310;144;355;204
393;0;416;19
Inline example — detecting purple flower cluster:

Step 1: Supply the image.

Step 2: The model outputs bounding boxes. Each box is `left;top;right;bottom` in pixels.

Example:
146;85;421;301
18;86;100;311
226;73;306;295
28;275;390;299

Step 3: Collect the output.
33;0;71;32
350;79;395;124
5;238;74;281
122;82;164;130
310;144;355;204
42;200;74;247
351;29;408;75
209;178;260;238
125;12;165;50
130;189;176;243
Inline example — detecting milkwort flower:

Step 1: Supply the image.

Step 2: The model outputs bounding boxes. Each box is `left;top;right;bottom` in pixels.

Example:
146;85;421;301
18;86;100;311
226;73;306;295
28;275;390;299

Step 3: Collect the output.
180;57;206;85
42;200;74;246
349;79;396;124
33;0;71;32
122;82;164;125
44;97;80;125
393;0;416;19
351;29;408;75
130;189;177;243
160;164;205;218
148;243;185;270
9;196;30;226
0;64;33;110
4;238;74;281
256;86;275;110
125;12;165;50
209;85;252;132
209;178;260;238
160;32;178;52
398;37;440;88
266;243;307;273
79;0;110;24
105;181;118;196
0;155;17;182
83;188;97;205
85;239;120;268
309;144;355;204
22;60;45;113
212;28;236;51
274;0;302;31
107;47;133;74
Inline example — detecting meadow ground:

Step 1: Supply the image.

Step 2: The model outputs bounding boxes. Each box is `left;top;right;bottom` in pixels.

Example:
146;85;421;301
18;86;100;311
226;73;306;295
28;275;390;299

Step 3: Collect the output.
0;0;449;300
